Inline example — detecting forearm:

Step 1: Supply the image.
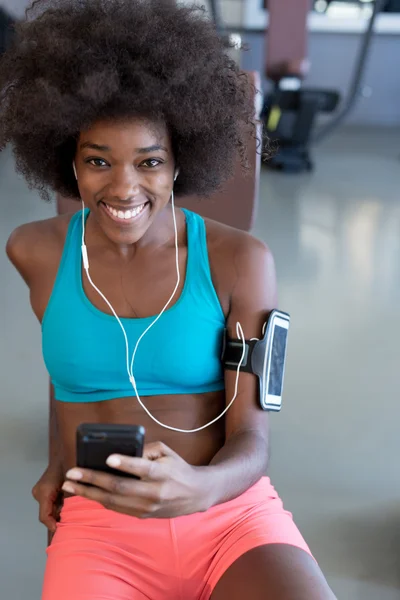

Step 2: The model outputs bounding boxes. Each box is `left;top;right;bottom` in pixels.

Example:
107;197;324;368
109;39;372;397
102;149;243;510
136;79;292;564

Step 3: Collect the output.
49;384;62;466
198;430;269;509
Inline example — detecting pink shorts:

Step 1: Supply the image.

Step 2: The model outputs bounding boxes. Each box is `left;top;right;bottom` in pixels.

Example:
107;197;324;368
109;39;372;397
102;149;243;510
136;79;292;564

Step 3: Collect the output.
42;477;311;600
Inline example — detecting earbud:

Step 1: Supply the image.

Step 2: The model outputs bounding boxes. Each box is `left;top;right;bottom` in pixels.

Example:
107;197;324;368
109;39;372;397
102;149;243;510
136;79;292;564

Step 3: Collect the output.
174;169;180;182
73;162;78;180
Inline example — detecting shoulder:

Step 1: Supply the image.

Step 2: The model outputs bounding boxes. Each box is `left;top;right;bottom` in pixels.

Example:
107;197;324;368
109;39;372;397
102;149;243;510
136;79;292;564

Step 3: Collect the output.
204;216;275;280
6;213;74;285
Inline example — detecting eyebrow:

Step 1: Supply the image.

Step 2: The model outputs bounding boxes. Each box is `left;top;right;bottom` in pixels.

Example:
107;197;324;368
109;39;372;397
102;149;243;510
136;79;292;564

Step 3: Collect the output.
137;144;168;154
80;142;110;152
80;142;168;154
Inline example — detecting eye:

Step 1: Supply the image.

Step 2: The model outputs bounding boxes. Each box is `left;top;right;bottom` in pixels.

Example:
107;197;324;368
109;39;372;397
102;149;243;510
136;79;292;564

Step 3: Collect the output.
141;158;164;168
86;158;108;168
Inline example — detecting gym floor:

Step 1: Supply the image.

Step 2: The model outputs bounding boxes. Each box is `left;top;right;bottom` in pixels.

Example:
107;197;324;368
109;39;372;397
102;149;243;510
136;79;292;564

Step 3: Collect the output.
1;126;400;600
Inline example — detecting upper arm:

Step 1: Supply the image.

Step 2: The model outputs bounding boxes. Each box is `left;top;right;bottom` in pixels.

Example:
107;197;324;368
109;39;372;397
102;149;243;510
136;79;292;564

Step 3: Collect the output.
6;216;66;290
223;236;278;441
6;224;36;286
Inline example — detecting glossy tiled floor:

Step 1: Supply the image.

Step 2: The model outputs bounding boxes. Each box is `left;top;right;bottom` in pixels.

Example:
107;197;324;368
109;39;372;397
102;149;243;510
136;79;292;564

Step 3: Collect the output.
1;127;400;599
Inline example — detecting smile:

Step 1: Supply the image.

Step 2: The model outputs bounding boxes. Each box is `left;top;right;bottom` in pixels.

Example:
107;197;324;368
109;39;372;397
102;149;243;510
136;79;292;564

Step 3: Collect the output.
101;201;149;223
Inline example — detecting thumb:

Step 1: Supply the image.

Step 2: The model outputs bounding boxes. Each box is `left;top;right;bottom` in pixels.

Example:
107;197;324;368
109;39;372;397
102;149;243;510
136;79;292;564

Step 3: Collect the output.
143;441;177;461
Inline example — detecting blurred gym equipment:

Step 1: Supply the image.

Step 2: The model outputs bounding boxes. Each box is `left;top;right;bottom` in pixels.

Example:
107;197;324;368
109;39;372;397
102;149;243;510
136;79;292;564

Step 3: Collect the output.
385;0;400;10
0;7;15;54
263;0;388;172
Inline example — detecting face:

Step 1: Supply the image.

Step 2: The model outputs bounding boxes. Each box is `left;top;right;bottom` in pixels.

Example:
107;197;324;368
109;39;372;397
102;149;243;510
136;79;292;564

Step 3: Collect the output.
74;117;175;246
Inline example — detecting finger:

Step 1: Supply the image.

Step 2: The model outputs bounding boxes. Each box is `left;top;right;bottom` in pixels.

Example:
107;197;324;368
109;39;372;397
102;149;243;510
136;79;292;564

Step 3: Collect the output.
103;442;176;478
39;500;57;532
64;469;157;496
62;481;158;517
105;455;166;480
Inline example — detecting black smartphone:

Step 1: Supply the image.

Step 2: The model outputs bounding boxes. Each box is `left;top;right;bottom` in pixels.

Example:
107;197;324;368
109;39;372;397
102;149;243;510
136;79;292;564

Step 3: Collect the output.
76;423;145;478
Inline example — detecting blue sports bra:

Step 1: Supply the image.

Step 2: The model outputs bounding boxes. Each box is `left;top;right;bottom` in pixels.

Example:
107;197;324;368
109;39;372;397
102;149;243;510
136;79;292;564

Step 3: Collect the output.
42;209;226;402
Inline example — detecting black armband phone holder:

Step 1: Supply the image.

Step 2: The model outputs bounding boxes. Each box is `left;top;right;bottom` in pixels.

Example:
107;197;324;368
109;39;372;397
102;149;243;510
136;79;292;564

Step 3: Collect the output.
221;309;290;412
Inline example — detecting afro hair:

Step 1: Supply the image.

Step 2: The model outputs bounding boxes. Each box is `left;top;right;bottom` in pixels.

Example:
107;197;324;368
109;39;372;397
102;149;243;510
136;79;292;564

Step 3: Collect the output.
0;0;256;201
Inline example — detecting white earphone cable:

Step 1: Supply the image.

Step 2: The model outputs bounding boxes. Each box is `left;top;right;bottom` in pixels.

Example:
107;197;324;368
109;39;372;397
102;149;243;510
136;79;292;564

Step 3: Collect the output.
129;190;181;382
80;192;245;433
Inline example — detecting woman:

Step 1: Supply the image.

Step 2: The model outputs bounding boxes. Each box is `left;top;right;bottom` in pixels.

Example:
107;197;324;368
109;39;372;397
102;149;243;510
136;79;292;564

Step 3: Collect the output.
3;1;335;598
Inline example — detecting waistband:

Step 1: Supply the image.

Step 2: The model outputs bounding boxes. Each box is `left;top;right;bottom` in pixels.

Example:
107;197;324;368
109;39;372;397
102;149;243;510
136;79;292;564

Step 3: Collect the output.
59;476;282;525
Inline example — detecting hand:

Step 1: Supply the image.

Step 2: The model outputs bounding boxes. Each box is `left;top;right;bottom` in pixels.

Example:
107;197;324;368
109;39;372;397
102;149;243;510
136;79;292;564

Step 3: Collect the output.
32;463;64;532
62;442;210;518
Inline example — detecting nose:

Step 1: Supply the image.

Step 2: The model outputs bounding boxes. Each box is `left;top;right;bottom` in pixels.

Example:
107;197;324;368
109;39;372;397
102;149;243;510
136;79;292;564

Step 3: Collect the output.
108;165;140;202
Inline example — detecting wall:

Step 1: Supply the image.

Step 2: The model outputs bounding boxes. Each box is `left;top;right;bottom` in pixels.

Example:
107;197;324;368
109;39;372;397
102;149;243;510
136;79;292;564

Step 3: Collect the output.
0;0;28;18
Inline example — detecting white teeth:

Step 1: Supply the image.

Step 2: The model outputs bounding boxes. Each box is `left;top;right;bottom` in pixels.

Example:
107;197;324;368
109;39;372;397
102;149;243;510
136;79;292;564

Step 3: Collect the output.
104;203;146;221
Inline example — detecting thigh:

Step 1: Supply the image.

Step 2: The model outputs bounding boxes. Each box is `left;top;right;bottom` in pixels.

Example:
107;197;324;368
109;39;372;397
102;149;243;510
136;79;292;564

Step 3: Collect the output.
210;544;336;600
42;535;148;600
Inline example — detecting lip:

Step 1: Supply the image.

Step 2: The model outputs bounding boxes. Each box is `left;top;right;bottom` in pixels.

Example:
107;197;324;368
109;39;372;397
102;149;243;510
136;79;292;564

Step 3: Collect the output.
100;200;150;225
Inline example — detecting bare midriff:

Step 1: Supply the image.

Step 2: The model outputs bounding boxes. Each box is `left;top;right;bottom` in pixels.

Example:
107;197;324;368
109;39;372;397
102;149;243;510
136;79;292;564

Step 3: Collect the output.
55;390;226;472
